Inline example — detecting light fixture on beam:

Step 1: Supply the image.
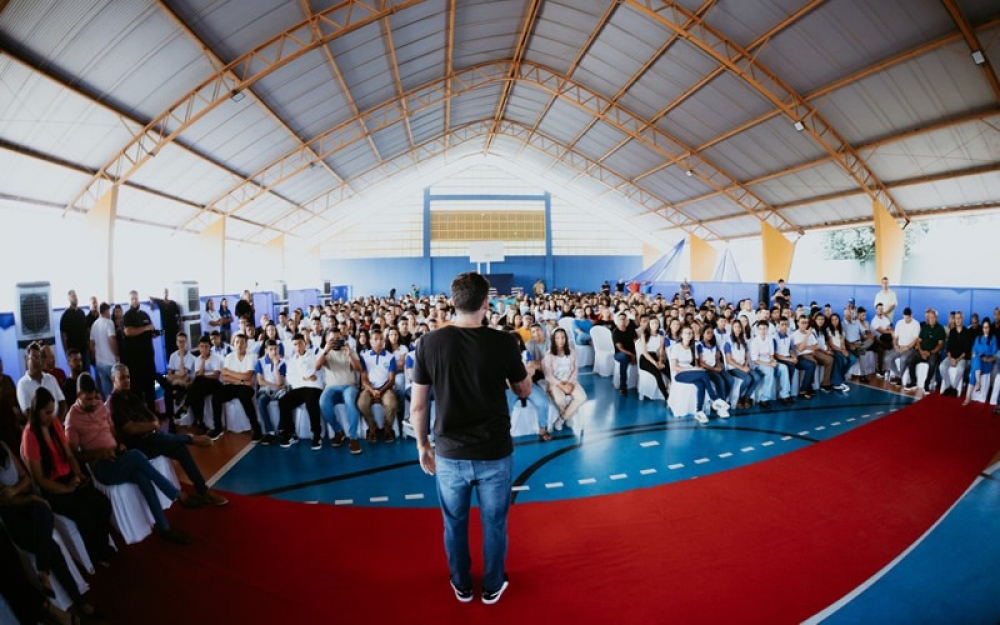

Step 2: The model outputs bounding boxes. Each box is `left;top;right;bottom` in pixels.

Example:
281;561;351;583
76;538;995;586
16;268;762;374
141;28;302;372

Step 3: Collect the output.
230;90;245;103
972;50;986;65
685;169;693;177
793;120;805;131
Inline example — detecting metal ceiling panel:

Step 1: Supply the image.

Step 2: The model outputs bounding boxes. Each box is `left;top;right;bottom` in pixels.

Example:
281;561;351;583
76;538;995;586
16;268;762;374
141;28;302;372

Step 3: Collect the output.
781;195;872;228
707;214;760;239
325;135;381;181
619;38;722;121
701;114;830;180
503;83;553;127
0;58;137;171
640;167;711;204
865;115;1000;184
750;161;858;206
662;71;775;148
0;148;91;205
451;0;521;70
115;185;200;227
179;98;301;175
167;0;303;64
602;140;669;181
534;97;598;145
893;171;1000;211
409;103;446;144
269;167;343;207
957;0;1000;22
573;122;629;162
224;216;266;241
369;121;412;158
448;84;504;127
328;22;396;111
677;196;748;222
251;48;354;141
573;4;671;98
232;193;294;225
129;142;241;206
699;0;818;49
815;40;997;146
525;0;608;75
388;0;447;91
758;0;955;94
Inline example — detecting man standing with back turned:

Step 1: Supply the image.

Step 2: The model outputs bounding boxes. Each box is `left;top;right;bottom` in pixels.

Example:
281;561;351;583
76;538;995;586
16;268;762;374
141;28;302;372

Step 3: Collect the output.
411;272;531;606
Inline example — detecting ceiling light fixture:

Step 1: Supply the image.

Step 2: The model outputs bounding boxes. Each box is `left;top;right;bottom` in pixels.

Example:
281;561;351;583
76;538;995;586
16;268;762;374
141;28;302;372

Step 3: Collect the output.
972;50;986;65
685;169;693;177
793;120;805;131
230;90;245;103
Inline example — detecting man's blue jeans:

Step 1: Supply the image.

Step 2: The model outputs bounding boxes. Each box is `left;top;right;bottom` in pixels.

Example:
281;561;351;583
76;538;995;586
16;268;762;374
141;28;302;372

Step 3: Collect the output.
91;449;178;531
435;454;513;594
133;432;207;494
319;385;360;439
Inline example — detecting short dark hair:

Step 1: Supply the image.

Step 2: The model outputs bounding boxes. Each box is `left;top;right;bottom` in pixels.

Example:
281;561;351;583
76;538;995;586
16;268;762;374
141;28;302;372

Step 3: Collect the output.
450;272;490;313
199;335;211;345
99;302;111;313
264;339;278;348
292;333;305;342
66;348;81;358
77;373;97;395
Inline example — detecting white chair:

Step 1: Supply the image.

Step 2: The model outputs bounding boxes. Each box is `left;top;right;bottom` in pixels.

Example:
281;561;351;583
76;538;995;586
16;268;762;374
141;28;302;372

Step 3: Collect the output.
559;317;595;368
13;531;89;611
900;362;930;389
637;368;664;401
847;352;875;378
667;371;709;418
613;361;638;390
510;400;567;437
971;372;992;403
92;455;179;545
52;515;94;575
176;396;253;433
590;325;615;377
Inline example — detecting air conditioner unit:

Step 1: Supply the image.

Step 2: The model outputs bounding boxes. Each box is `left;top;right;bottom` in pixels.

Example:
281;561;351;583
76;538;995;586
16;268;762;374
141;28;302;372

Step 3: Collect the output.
322;280;331;296
272;280;288;303
173;280;202;341
15;281;54;348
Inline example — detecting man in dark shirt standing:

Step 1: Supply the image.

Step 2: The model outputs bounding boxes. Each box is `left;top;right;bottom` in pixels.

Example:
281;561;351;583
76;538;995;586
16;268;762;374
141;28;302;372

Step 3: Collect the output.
150;289;182;358
411;272;530;606
60;290;90;371
234;290;255;327
121;290;158;411
611;312;638;396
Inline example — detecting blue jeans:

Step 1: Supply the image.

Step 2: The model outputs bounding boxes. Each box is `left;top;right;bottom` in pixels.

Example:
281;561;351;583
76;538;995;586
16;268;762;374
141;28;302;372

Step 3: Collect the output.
831;352;849;386
256;389;286;434
674;371;719;408
705;370;732;401
729;368;760;400
133;432;207;494
95;363;114;399
435;454;513;594
506;387;550;429
794;358;816;394
319;385;360;439
91;449;178;531
614;352;632;387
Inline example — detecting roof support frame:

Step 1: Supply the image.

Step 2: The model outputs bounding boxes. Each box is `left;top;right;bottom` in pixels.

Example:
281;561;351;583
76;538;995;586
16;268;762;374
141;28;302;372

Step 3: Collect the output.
483;0;543;153
940;0;1000;101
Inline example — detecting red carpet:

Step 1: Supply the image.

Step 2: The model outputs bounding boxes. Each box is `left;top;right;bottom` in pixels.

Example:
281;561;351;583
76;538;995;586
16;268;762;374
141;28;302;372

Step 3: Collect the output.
90;395;1000;623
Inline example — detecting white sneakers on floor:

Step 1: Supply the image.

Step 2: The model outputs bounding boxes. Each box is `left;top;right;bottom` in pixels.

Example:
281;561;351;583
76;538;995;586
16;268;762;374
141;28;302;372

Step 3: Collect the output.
712;398;730;418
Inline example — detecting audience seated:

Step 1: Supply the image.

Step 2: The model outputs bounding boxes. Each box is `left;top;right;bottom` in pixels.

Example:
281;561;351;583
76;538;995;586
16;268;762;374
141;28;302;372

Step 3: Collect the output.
357;328;399;444
278;333;325;450
506;333;553;441
254;339;287;445
213;333;261;441
17;344;67;421
541;328;587;431
318;328;363;454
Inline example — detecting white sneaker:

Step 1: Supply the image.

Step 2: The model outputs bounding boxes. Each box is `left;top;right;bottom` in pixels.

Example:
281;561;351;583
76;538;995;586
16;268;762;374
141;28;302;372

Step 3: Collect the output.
717;405;730;418
712;398;729;413
694;411;709;424
553;418;564;431
837;383;850;392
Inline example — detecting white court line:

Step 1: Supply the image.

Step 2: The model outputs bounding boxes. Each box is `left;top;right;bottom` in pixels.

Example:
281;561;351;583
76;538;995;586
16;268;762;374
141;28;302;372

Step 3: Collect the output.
814;426;827;431
640;468;657;475
831;421;842;426
206;441;257;488
847;417;857;422
578;478;597;485
511;485;530;492
404;493;424;500
370;496;389;503
803;474;987;624
545;482;565;489
781;436;793;441
334;499;353;505
798;431;811;436
718;452;733;459
761;441;775;447
740;446;755;453
694;458;710;465
640;441;660;448
610;473;627;480
668;463;685;470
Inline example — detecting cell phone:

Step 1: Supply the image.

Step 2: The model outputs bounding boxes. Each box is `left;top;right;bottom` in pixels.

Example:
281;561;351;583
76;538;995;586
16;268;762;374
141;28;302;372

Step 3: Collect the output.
332;339;344;351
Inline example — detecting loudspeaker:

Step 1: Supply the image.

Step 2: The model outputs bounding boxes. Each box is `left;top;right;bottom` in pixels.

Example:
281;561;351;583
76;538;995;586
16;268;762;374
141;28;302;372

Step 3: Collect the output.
758;282;771;307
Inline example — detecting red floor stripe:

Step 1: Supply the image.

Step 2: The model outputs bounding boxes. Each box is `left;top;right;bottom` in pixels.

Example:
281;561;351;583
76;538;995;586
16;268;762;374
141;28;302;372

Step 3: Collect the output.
90;394;1000;624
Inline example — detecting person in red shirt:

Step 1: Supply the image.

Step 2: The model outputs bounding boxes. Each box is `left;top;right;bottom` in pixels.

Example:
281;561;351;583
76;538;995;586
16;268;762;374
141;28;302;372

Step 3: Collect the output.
21;387;113;566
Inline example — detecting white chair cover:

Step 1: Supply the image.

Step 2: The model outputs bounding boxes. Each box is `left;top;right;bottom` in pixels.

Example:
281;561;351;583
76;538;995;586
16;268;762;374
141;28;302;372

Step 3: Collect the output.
590;325;615;377
92;455;179;545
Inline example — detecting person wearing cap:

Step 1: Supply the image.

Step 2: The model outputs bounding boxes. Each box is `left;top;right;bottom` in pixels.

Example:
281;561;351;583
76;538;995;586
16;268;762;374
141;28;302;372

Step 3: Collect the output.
902;309;946;392
874;277;898;322
885;307;920;385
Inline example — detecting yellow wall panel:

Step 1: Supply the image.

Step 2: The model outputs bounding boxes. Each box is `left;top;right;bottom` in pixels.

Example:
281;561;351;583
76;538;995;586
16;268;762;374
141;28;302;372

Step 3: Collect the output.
688;234;717;282
873;200;904;285
761;221;795;282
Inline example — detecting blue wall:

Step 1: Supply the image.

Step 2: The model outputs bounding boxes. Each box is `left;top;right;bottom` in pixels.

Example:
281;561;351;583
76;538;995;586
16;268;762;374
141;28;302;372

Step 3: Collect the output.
320;255;644;296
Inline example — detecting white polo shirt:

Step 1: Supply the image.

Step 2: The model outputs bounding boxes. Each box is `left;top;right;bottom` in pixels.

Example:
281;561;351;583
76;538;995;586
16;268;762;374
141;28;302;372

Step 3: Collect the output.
286;347;324;390
749;335;775;364
255;355;286;387
89;316;118;367
193;352;223;377
360;348;394;388
167;351;196;376
17;372;65;412
791;329;818;356
223;351;257;377
894;317;920;348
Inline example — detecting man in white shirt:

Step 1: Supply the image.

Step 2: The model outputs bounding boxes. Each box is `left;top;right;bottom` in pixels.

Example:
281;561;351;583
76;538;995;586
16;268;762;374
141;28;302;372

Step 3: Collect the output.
749;320;786;408
869;303;894;378
278;333;325;450
358;328;399;444
89;302;119;399
187;335;223;432
212;333;261;441
885;307;920;385
792;317;833;392
209;331;232;359
17;343;67;419
254;339;286;445
773;318;805;402
163;333;196;420
873;277;898;322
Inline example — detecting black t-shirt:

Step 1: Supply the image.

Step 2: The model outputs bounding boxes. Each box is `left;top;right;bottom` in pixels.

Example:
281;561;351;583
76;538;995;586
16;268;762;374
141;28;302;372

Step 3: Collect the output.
413;326;527;461
60;307;88;352
108;390;157;447
612;325;638;354
773;287;790;307
234;299;254;323
121;306;155;369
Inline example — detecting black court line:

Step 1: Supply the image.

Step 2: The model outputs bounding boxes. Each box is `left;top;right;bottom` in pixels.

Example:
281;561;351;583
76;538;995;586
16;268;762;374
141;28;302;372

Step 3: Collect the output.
246;402;901;498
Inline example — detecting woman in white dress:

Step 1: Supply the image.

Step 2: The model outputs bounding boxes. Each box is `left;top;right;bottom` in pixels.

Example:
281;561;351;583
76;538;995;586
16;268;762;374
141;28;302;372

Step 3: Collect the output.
542;328;587;431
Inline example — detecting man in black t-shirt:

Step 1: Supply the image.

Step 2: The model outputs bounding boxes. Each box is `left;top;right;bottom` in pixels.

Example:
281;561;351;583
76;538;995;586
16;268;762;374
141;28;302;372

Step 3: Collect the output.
611;312;638;396
412;272;530;606
60;290;90;370
150;289;182;358
121;290;158;411
771;279;791;309
234;290;255;326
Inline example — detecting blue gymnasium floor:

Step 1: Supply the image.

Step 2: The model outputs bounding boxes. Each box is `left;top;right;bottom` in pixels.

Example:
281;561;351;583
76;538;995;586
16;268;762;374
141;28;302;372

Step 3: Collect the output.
212;371;1000;622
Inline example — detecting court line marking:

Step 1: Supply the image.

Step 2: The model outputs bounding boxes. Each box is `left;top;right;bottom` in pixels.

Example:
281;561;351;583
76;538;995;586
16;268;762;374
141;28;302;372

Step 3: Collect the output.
334;499;353;505
610;473;628;480
640;468;657;475
206;442;257;488
578;478;597;484
404;493;424;500
370;496;388;503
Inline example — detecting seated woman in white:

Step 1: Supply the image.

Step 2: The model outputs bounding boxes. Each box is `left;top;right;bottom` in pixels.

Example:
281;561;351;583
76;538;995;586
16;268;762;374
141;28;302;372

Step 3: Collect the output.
542;328;587;431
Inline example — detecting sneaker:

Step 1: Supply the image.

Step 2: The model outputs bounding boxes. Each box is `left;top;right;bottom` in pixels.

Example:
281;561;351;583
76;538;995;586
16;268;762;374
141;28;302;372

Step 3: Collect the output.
383;429;396;444
251;431;263;442
331;432;346;447
903;384;917;391
260;434;275;446
279;436;293;448
481;575;509;605
694;411;708;424
201;491;229;506
820;385;833;393
553;417;564;431
348;439;362;455
712;398;729;413
366;429;378;443
159;528;191;545
890;377;902;386
311;436;322;450
836;383;850;392
208;428;224;441
451;580;473;604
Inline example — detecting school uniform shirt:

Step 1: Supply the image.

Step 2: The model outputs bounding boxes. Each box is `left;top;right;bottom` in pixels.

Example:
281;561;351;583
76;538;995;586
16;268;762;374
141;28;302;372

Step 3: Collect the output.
791;329;818;356
16;372;65;413
749;335;776;365
255;355;287;388
725;341;749;367
193;352;224;377
322;348;358;388
167;351;196;376
222;351;257;383
211;344;233;359
286;347;324;390
668;342;697;368
697;341;721;368
360;348;394;389
773;332;795;359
